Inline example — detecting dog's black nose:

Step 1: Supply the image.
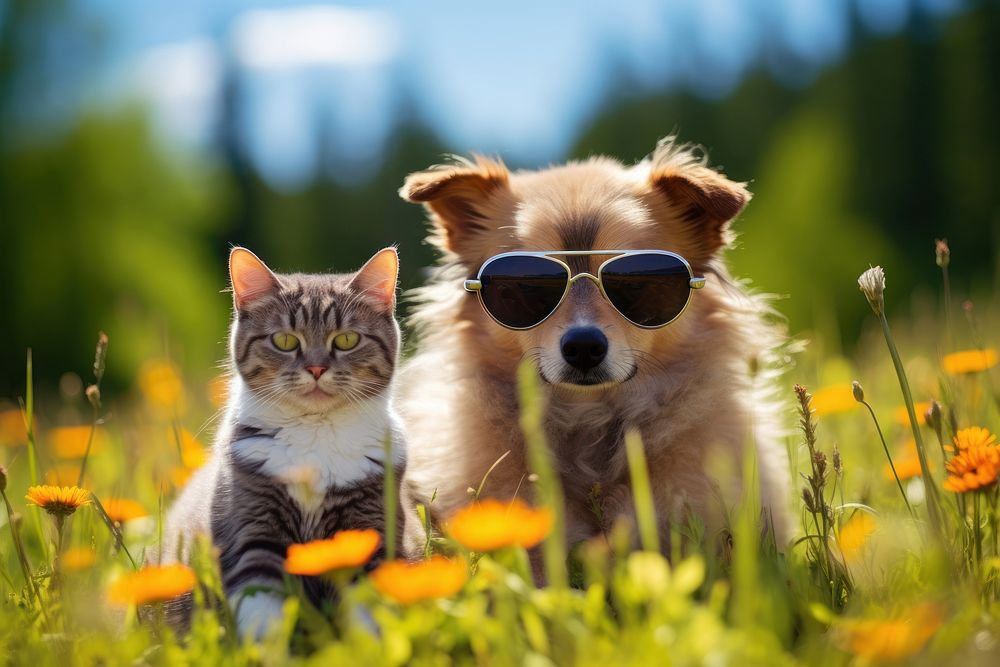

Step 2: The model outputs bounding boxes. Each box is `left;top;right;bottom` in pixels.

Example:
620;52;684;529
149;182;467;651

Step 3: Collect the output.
560;327;608;371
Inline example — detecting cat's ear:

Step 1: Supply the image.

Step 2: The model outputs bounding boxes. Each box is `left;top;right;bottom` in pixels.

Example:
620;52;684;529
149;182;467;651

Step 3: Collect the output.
229;247;280;310
351;247;398;311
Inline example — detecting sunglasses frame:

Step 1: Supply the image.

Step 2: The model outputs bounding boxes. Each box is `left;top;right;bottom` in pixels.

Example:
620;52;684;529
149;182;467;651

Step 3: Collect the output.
464;249;706;331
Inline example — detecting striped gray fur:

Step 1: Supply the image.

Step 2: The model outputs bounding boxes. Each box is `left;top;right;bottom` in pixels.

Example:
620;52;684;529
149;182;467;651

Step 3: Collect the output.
163;248;405;638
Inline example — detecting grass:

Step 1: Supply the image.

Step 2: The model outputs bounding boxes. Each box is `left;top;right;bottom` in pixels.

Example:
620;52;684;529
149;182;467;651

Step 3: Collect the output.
1;257;999;665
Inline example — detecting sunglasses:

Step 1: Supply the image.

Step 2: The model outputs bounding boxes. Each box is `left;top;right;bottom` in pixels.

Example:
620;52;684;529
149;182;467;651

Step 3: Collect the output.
463;250;706;330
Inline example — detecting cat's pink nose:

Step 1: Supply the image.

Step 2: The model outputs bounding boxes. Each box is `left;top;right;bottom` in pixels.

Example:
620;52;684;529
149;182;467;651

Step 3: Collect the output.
306;366;328;379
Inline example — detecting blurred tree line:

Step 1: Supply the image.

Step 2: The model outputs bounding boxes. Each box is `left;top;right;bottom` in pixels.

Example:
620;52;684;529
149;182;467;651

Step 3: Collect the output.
1;0;997;396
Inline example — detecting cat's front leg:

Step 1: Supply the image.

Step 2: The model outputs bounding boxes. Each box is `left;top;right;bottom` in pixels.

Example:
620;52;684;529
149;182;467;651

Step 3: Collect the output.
222;547;289;640
232;586;286;640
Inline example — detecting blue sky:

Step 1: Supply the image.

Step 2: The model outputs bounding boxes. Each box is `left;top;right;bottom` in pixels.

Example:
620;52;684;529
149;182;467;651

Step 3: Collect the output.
77;0;961;189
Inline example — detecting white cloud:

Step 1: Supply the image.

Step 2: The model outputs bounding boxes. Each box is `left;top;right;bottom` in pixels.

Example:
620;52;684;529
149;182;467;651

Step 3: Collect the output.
231;5;400;70
128;38;222;146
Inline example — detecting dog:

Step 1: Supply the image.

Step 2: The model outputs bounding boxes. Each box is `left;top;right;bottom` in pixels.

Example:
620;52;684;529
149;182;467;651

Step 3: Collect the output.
396;138;792;558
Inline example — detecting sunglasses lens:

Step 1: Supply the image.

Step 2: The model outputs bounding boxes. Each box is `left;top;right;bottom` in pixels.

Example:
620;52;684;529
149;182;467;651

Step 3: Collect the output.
601;253;692;327
478;256;569;328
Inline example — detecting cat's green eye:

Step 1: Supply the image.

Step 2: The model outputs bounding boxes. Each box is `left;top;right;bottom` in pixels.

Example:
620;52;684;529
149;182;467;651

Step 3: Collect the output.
332;331;360;351
272;332;300;351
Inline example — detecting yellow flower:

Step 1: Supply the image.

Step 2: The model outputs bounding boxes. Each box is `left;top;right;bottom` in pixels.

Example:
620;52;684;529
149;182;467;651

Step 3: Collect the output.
371;556;467;605
949;426;996;452
107;563;196;606
810;384;858;416
893;402;930;426
446;498;554;552
138;359;186;414
49;426;108;459
25;485;91;517
942;348;997;375
284;529;381;576
177;429;208;469
835;604;942;662
62;547;97;571
836;513;877;563
0;409;28;448
943;445;1000;493
102;498;148;523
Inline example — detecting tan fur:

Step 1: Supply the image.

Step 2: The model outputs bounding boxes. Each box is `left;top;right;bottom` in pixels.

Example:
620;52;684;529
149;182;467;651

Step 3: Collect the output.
398;138;792;557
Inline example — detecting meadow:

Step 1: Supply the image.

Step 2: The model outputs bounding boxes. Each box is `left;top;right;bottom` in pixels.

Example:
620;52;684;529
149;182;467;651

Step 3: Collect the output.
1;244;998;666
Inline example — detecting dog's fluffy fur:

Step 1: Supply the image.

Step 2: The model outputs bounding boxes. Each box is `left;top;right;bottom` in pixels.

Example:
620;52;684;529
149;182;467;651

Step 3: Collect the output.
397;138;792;555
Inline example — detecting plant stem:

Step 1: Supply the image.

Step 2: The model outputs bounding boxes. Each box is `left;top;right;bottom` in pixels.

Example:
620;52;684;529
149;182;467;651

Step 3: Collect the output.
382;431;397;561
624;430;659;553
76;407;99;488
941;263;954;353
877;310;945;539
973;492;982;570
861;400;915;518
1;488;38;604
517;361;567;589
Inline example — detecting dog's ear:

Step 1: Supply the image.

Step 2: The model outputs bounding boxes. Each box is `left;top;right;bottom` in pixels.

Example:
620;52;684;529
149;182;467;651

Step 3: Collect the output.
399;156;512;257
645;139;750;257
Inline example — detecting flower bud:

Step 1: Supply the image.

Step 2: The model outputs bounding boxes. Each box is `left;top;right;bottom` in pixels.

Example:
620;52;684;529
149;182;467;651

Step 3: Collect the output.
832;446;843;476
934;239;950;269
852;381;865;403
93;331;109;383
925;400;943;432
85;384;101;410
858;266;886;316
802;488;816;512
0;464;7;493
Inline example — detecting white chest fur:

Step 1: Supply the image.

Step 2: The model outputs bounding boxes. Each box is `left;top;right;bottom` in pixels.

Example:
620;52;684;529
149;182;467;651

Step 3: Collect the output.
227;380;404;512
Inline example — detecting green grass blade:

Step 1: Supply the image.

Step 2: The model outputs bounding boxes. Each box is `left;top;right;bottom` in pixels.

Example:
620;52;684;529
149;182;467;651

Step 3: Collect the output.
517;361;567;588
624;430;659;553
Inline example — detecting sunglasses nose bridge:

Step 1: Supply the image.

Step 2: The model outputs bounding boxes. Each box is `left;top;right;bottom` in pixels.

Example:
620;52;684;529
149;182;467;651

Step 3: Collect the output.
567;272;600;287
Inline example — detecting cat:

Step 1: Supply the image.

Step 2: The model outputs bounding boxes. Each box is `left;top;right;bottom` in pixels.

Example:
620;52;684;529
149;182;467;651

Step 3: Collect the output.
163;246;406;639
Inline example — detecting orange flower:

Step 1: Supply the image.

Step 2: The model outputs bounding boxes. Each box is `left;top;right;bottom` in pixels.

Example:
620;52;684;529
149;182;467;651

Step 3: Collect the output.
943;445;1000;493
169;466;194;489
942;348;997;375
138;359;185;414
885;456;924;481
836;513;876;563
62;547;97;571
49;426;108;459
177;429;208;469
371;556;467;605
207;375;229;408
835;604;942;662
949;426;996;452
46;464;85;487
894;402;930;426
884;440;929;481
0;409;28;448
26;485;90;517
107;563;196;606
102;498;148;523
446;498;553;552
285;529;381;576
809;384;858;417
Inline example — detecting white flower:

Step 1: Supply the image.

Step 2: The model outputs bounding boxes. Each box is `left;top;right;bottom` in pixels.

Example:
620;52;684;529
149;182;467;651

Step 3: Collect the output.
858;266;886;316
